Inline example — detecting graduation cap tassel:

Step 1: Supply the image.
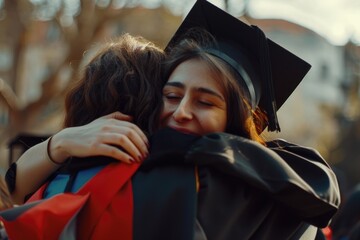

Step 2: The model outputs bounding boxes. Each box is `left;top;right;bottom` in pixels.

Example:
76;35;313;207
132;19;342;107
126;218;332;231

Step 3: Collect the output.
252;25;281;132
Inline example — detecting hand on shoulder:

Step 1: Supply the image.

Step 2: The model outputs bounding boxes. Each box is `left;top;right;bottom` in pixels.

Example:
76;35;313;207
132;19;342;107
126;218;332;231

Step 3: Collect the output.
50;112;149;164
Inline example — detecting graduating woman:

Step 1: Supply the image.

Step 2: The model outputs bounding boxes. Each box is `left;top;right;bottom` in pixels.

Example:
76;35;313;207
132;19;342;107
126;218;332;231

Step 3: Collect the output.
131;1;340;239
2;0;340;239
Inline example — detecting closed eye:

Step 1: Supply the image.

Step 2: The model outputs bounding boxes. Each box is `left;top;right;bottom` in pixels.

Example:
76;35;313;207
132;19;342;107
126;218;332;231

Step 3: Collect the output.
164;93;182;101
198;100;215;107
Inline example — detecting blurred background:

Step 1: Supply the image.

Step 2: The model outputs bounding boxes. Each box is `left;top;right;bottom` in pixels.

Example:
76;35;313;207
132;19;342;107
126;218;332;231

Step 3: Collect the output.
0;0;359;196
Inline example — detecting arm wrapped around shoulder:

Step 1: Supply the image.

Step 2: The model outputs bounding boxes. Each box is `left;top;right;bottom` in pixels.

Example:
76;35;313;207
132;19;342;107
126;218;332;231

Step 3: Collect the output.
186;132;341;228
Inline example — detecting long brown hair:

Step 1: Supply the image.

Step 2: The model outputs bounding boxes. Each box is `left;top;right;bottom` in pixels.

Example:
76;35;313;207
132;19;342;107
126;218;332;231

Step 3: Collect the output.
64;34;165;135
163;29;266;144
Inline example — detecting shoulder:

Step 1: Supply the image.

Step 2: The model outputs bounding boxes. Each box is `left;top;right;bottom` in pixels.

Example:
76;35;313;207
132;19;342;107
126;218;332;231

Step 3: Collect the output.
266;138;329;167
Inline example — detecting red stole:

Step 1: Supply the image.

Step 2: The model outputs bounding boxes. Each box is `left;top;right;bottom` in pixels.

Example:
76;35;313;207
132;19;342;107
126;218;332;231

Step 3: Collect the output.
2;162;140;240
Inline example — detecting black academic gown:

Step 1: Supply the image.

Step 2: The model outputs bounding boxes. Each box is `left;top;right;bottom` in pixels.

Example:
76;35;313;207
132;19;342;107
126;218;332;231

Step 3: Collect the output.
132;128;340;240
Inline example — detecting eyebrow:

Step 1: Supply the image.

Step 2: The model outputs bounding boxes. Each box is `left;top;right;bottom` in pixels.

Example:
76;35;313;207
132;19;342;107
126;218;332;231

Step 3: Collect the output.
164;82;225;101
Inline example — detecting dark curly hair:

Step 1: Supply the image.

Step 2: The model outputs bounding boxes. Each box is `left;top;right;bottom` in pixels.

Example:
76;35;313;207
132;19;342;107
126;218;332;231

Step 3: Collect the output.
64;34;165;135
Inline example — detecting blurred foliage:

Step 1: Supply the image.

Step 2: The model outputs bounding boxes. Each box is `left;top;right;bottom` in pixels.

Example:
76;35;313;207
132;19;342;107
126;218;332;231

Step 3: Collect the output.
0;0;189;170
328;43;360;195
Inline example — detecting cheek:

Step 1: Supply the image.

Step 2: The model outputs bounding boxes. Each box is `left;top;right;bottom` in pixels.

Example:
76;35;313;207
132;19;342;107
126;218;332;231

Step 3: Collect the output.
199;111;227;133
159;101;172;122
215;113;227;132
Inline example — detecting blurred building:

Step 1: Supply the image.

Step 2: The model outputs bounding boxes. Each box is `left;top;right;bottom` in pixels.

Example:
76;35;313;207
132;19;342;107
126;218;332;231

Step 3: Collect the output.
249;18;353;156
248;17;360;193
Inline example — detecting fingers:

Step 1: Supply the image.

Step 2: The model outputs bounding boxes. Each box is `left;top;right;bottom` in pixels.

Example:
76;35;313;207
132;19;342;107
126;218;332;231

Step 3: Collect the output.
61;112;150;164
97;144;136;164
99;117;149;149
88;129;148;164
117;121;149;148
99;112;149;150
104;111;133;122
101;125;149;162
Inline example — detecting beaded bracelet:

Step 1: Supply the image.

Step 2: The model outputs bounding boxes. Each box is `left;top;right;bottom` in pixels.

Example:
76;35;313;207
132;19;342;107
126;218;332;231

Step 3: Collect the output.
46;136;63;165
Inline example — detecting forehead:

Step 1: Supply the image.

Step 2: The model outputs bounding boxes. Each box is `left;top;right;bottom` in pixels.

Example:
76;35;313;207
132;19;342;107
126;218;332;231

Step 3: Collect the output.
167;58;225;90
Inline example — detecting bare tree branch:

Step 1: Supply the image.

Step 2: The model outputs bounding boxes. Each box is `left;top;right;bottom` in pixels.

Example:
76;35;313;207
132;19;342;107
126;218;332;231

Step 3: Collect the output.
0;78;21;111
3;0;26;92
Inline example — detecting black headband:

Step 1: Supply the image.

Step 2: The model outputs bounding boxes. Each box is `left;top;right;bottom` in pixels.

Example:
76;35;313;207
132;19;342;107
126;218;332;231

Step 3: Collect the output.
205;48;257;109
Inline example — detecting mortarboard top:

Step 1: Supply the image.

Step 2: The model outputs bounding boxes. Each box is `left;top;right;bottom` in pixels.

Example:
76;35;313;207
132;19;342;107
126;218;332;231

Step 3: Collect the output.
165;0;311;132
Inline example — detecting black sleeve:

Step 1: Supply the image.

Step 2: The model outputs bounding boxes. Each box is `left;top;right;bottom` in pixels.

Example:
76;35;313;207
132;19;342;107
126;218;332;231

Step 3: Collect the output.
186;133;341;227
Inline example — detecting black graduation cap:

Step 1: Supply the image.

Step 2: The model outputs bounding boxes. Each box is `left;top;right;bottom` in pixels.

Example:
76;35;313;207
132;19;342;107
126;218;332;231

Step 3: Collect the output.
165;0;311;132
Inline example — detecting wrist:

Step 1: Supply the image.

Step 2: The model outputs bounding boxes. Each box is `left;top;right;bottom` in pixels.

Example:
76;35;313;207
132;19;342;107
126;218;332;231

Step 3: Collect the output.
48;131;71;164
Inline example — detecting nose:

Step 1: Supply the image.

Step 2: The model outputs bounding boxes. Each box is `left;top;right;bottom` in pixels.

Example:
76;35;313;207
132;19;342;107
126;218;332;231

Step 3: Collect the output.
172;99;193;122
